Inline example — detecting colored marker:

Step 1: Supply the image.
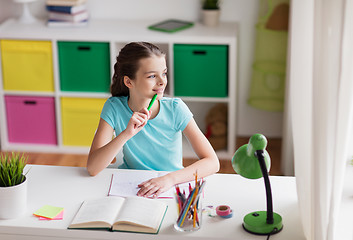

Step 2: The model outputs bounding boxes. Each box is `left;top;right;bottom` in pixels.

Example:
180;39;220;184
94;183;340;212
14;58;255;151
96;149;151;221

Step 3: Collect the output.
147;94;158;111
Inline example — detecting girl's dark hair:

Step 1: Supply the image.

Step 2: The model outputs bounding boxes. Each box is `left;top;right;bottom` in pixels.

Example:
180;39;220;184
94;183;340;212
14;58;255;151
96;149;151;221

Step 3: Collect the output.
111;42;165;96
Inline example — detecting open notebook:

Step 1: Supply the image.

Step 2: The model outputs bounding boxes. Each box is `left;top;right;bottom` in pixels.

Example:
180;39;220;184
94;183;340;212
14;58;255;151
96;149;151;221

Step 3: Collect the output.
108;170;194;198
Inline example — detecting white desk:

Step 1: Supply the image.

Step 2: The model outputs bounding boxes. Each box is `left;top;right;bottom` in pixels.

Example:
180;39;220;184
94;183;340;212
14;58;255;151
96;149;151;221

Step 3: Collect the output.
0;165;305;240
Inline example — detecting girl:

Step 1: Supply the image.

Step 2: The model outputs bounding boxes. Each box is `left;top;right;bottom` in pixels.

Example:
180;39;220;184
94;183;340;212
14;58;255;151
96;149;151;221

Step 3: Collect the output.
87;42;219;198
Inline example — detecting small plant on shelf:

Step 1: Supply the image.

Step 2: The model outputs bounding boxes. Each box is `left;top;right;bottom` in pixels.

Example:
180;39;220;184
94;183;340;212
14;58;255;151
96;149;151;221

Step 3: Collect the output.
0;152;28;187
202;0;220;10
201;0;221;27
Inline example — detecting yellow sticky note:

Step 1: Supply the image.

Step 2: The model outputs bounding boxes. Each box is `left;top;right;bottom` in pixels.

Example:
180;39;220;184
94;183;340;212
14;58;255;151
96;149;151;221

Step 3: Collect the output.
33;205;64;219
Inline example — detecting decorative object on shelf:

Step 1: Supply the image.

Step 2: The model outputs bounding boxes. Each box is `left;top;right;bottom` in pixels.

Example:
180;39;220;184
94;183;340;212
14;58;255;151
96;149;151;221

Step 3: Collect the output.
46;0;88;27
201;0;220;27
0;152;29;219
248;0;290;112
205;103;228;151
231;134;283;236
148;19;194;33
13;0;38;24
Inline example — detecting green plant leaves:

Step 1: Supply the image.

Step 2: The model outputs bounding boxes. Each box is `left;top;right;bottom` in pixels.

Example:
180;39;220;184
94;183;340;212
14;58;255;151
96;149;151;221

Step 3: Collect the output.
0;152;28;187
202;0;219;10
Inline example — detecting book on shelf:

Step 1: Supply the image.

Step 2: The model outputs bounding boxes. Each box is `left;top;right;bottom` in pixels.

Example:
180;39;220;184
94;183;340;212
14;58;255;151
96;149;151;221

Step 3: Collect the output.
46;3;87;14
46;0;87;6
47;19;88;27
68;196;168;234
48;10;89;22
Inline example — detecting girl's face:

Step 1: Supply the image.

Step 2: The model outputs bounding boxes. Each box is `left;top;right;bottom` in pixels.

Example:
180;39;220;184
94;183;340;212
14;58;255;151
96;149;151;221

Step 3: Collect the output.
130;55;167;100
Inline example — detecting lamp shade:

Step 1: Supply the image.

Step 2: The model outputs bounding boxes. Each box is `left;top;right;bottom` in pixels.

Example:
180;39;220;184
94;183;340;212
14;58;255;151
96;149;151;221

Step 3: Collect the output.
231;133;271;179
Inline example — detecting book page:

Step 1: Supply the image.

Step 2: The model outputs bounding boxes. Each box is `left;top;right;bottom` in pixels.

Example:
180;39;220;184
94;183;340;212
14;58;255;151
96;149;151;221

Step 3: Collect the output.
69;197;125;228
112;196;167;232
108;170;174;198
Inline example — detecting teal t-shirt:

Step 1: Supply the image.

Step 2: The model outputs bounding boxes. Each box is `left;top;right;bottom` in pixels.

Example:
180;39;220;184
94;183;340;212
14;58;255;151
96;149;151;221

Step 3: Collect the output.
100;96;193;171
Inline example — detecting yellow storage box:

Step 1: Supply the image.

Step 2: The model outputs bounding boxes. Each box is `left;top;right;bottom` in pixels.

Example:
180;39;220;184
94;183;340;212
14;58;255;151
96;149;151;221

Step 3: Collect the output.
1;40;54;92
61;97;106;146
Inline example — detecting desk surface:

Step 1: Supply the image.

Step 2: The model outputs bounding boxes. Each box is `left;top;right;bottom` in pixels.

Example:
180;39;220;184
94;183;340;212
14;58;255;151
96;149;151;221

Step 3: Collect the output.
0;165;305;240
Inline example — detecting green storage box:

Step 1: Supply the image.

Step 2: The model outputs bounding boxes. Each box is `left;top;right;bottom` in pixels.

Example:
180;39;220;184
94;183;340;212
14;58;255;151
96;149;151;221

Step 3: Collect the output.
174;44;228;97
58;41;110;92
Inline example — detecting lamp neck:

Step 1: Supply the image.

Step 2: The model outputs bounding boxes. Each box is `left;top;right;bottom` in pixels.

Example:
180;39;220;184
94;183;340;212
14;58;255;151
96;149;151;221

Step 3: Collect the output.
255;150;274;224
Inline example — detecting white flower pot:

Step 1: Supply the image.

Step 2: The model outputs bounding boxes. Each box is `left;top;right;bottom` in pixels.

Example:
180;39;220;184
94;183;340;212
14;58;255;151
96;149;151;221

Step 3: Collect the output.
0;177;27;219
202;9;221;27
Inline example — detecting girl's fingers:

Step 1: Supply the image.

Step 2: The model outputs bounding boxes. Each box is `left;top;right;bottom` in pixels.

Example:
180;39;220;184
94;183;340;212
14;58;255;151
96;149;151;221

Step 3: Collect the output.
138;180;149;187
135;112;149;121
144;186;159;198
137;179;168;198
132;113;148;128
137;179;161;197
140;107;151;117
126;108;152;134
152;188;163;198
137;182;153;196
133;116;144;125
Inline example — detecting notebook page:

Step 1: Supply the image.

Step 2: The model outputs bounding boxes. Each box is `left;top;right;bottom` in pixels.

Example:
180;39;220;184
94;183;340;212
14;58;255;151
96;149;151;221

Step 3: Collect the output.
108;170;174;198
70;197;125;227
114;196;167;229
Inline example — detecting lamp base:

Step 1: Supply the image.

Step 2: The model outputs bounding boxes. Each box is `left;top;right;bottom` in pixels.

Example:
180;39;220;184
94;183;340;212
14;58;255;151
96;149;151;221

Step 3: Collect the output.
243;211;283;235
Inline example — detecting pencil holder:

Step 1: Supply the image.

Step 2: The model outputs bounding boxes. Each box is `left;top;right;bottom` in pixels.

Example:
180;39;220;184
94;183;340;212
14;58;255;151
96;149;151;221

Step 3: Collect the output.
174;181;205;232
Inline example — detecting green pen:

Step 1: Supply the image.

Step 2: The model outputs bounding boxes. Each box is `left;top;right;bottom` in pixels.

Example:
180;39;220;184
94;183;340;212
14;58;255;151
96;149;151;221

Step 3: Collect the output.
147;94;158;111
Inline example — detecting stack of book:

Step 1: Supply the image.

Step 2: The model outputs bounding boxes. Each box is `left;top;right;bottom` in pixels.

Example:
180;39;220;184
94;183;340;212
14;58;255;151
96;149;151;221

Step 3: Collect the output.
46;0;89;27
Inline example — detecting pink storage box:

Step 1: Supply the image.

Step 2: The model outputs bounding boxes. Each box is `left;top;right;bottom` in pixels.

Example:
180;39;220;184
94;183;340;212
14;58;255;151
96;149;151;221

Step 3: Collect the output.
5;96;57;145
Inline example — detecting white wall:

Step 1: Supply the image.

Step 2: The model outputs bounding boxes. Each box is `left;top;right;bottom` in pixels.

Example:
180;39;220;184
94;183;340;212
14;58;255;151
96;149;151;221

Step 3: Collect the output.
0;0;284;138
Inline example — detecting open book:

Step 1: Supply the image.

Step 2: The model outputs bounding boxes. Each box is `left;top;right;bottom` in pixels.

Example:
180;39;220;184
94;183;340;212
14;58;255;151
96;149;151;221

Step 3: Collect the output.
68;196;168;234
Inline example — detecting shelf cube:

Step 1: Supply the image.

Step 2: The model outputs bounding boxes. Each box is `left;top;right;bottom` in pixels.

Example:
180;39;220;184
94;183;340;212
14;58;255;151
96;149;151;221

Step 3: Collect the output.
174;44;228;97
5;96;57;144
1;40;54;92
61;97;106;146
58;41;111;93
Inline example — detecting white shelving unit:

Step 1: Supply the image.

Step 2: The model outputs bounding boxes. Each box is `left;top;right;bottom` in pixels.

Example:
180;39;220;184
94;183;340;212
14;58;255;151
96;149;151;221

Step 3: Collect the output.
0;18;238;159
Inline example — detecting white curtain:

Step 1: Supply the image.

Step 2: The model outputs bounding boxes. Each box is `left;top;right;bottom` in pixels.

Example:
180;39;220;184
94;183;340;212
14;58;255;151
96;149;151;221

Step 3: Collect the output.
288;0;353;239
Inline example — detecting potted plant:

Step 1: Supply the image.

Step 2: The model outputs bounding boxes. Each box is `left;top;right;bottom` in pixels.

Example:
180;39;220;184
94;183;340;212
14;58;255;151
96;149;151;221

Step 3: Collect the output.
0;152;28;219
201;0;221;27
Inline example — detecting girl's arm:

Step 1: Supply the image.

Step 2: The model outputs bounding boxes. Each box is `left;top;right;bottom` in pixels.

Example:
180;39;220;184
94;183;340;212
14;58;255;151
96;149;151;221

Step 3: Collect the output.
87;119;129;176
137;118;220;197
87;108;151;176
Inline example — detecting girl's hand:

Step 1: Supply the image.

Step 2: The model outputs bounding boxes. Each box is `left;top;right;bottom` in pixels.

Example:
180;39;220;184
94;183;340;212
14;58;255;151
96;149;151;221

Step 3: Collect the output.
125;108;151;137
137;175;174;198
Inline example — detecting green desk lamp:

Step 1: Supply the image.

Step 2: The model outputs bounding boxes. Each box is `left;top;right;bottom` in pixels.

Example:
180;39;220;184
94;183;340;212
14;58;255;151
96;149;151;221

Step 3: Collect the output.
232;133;283;235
